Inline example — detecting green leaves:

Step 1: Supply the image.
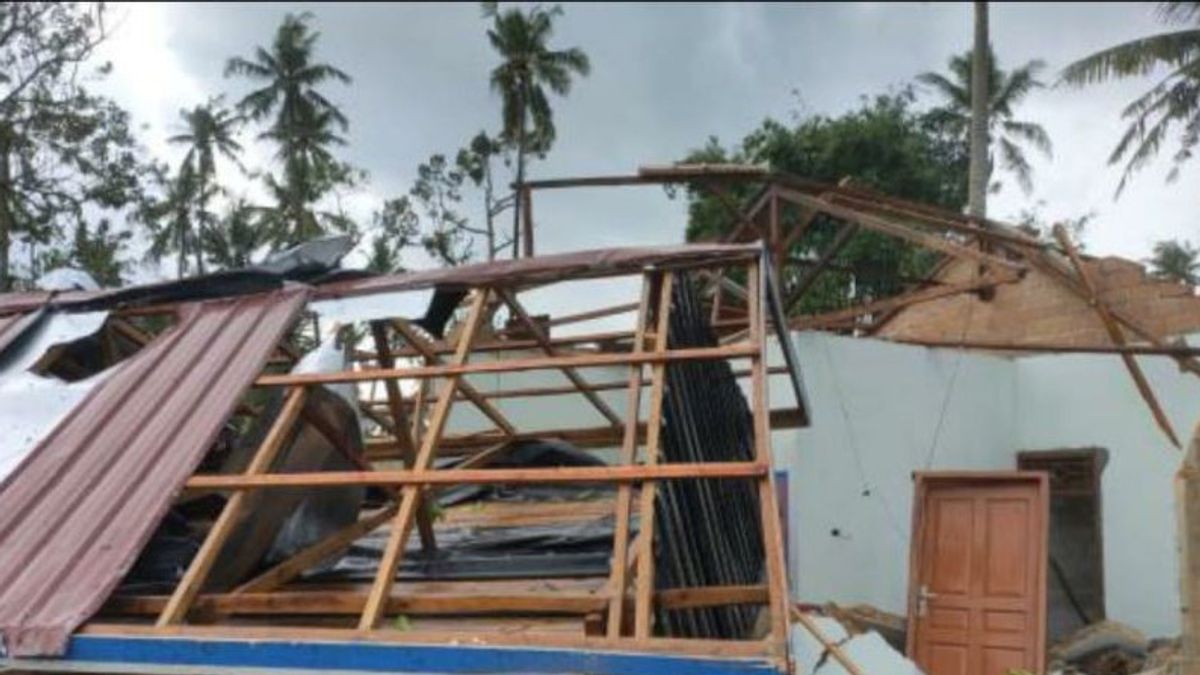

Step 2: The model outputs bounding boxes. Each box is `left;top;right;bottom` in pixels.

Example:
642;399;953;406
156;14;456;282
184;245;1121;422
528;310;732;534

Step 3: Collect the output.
1061;3;1200;195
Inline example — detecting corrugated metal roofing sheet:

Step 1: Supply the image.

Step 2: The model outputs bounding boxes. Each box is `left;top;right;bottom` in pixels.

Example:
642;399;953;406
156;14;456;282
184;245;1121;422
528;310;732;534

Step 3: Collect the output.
0;310;40;355
0;286;309;657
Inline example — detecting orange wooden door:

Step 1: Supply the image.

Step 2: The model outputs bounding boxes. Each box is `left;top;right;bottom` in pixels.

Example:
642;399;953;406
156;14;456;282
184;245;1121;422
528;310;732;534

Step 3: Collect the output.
907;472;1048;675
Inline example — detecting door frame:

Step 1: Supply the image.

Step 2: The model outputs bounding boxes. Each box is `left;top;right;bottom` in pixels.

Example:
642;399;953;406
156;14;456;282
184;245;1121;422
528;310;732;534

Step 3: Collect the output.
905;471;1050;672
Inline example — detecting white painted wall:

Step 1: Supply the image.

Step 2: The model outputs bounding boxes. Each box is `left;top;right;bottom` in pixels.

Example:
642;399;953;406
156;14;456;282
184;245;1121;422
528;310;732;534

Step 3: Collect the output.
784;330;1200;638
439;328;1198;638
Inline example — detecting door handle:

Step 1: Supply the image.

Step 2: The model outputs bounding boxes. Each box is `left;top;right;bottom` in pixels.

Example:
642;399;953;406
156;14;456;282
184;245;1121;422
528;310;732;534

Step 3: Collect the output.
917;584;938;617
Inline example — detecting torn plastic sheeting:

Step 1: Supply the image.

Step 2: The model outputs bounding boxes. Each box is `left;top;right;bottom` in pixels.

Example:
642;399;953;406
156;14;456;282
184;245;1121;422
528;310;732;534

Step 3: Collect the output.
0;311;110;481
790;617;924;675
308;288;434;328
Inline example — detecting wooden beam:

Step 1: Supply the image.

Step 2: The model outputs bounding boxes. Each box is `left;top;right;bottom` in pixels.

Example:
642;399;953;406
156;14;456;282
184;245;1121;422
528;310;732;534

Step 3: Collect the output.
1054;225;1181;449
749;260;790;656
634;272;675;638
157;387;308;625
885;337;1200;357
233;505;399;595
784;223;859;315
358;290;491;630
776;187;1024;273
790;271;1017;331
391;319;518;436
791;610;868;675
256;344;759;388
186;461;769;491
606;273;656;638
499;288;623;427
370;321;437;551
1178;427;1200;675
106;584;768;618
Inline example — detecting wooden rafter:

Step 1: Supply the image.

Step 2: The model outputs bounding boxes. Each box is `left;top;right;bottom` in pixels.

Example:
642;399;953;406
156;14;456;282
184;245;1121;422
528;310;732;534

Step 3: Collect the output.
606;273;656;638
358;290;491;630
157;387;309;625
1053;225;1181;448
498;288;623;427
634;272;675;638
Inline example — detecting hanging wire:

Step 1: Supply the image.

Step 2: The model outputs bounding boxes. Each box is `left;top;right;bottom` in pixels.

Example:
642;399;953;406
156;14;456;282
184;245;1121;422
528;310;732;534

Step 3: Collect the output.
922;300;977;470
816;334;908;544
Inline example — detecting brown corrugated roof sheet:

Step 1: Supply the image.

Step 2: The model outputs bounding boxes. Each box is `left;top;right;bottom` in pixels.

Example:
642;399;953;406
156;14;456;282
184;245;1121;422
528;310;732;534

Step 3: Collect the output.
0;310;40;355
0;286;308;657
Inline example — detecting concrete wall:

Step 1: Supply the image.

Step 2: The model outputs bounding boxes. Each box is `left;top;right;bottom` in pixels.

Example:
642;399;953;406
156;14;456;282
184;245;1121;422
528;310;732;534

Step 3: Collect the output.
1014;345;1200;637
439;329;1198;638
776;332;1018;615
786;330;1200;638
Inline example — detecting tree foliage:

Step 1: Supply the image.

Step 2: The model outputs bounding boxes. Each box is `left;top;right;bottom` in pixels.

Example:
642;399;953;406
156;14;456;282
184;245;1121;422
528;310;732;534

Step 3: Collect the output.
483;2;589;256
1147;238;1200;284
680;90;968;314
1061;1;1200;194
226;11;359;248
918;45;1053;194
0;3;151;289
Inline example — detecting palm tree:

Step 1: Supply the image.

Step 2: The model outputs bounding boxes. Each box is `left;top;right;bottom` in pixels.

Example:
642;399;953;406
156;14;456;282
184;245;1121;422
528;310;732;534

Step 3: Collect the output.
483;2;589;257
167;99;242;274
1147;238;1200;284
1060;2;1200;195
918;45;1053;197
203;200;268;270
225;12;353;247
147;165;200;279
968;1;990;219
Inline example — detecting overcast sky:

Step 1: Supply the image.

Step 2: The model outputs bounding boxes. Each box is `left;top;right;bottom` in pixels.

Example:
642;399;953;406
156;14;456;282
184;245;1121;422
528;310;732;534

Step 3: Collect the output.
93;1;1193;278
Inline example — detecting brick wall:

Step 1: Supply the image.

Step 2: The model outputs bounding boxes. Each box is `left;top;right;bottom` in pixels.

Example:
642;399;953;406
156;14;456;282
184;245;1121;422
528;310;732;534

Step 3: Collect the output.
875;255;1200;347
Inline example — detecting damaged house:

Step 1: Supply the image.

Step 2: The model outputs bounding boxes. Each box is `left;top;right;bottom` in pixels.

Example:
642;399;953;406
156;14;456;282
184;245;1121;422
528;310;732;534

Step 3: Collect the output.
0;165;1197;674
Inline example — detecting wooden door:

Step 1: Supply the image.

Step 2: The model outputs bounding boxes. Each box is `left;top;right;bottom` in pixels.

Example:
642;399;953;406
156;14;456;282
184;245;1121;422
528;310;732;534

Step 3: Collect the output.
907;472;1048;675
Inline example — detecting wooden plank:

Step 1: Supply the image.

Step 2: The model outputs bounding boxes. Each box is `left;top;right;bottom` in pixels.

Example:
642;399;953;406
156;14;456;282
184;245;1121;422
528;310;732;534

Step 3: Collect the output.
156;387;309;626
108;585;767;619
776;187;1024;273
748;260;790;656
186;461;769;490
256;343;759;387
1178;432;1200;675
784;223;859;315
232;505;399;595
791;610;868;675
391;318;518;436
606;273;656;638
634;273;675;638
358;290;491;630
499;288;623;427
370;321;437;552
790;271;1018;331
1053;225;1181;448
80;622;777;660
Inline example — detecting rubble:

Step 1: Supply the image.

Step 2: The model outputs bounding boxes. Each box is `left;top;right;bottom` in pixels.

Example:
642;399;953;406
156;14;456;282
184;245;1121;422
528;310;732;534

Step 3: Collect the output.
824;602;907;652
1047;620;1153;675
791;609;921;675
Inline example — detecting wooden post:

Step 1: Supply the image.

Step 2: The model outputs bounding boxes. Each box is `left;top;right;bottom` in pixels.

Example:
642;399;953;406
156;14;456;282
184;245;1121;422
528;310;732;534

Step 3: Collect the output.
749;259;790;656
370;321;437;552
1179;424;1200;675
157;387;308;625
605;273;656;637
633;272;675;638
1053;225;1181;448
521;186;534;258
358;290;491;630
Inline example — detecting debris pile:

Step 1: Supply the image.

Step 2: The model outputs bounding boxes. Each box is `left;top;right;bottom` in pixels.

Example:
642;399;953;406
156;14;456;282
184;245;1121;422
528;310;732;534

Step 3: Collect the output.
791;606;921;674
1047;620;1168;674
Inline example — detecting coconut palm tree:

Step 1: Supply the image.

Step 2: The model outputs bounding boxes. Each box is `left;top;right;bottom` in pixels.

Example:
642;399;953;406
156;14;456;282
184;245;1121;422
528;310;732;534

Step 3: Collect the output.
1148;238;1200;284
483;2;589;257
203;200;268;271
918;45;1053;197
1060;2;1200;195
167;99;243;274
225;12;354;247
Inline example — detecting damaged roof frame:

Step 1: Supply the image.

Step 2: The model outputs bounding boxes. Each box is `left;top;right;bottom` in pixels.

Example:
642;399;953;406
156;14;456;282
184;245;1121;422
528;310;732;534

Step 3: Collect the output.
0;241;806;673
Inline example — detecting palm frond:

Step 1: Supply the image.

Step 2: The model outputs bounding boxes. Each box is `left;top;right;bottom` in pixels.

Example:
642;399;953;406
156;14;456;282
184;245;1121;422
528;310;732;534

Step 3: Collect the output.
1060;29;1200;85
